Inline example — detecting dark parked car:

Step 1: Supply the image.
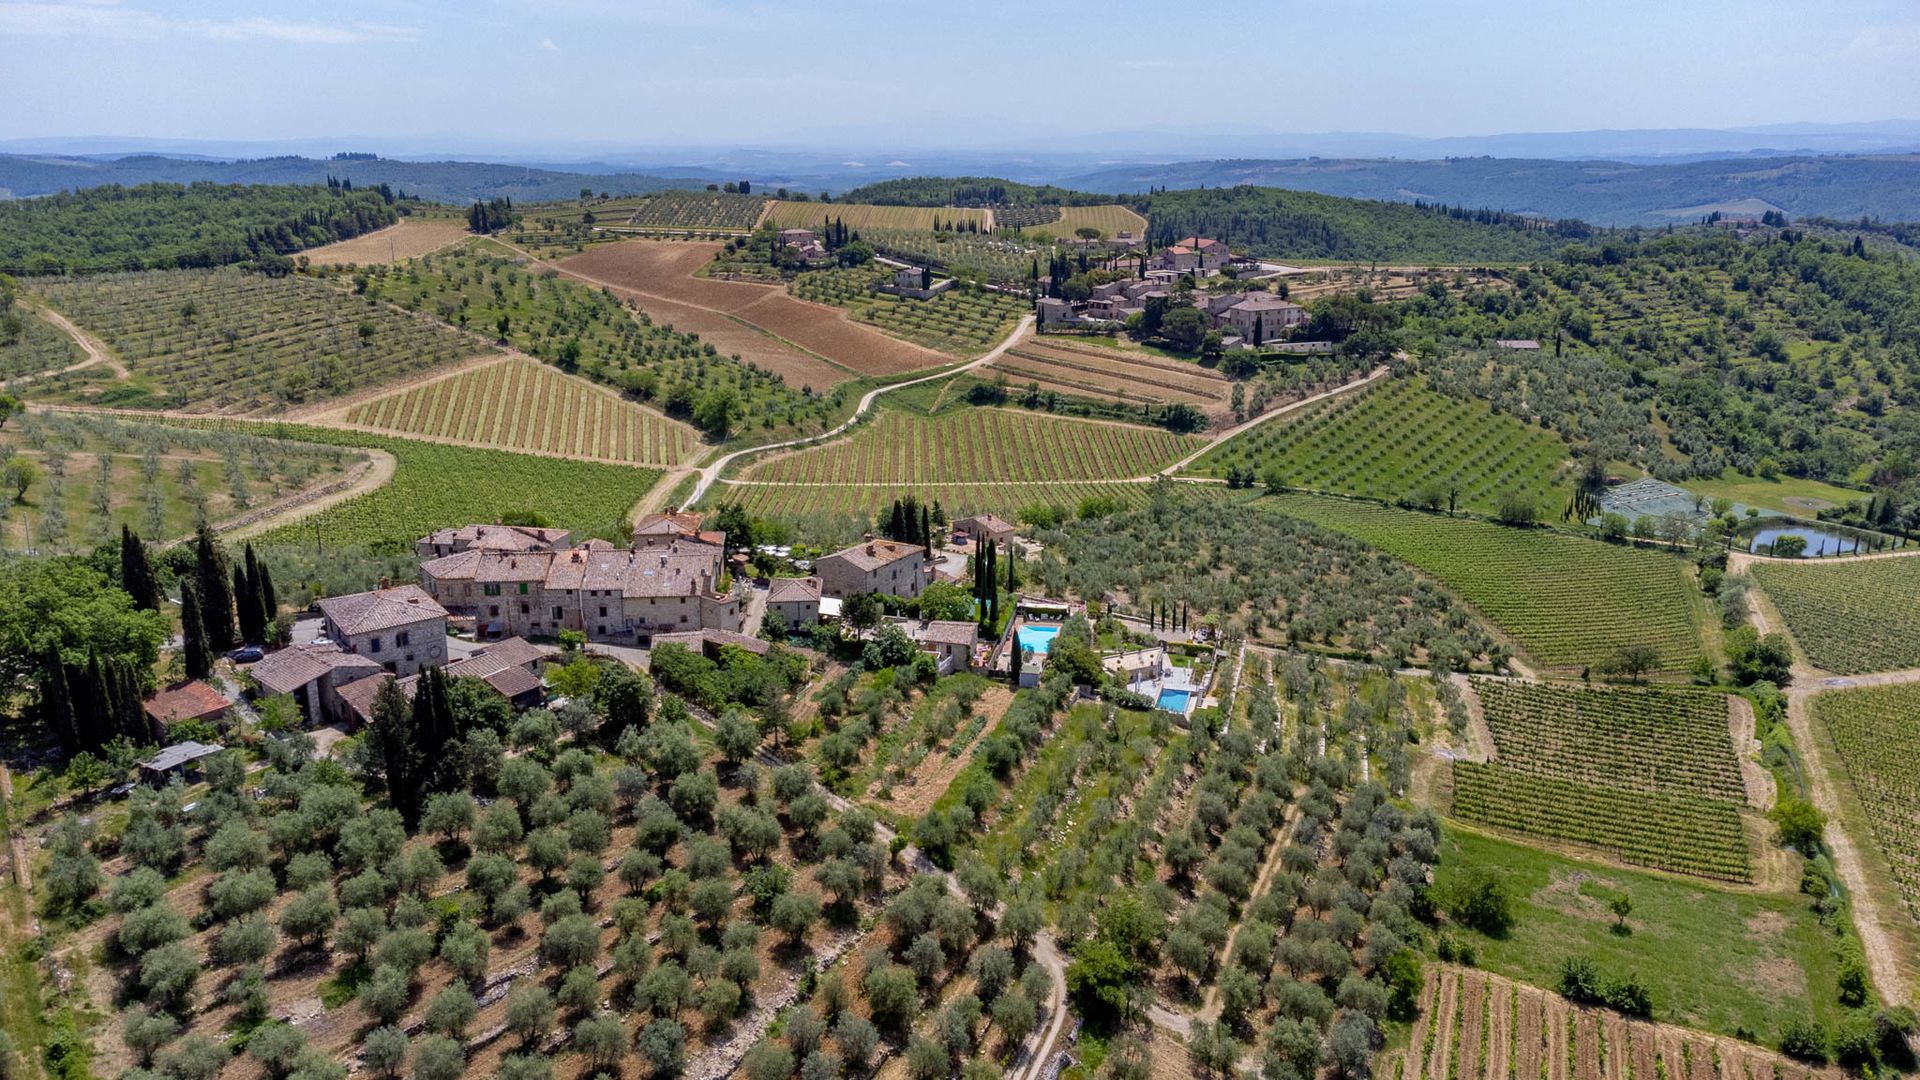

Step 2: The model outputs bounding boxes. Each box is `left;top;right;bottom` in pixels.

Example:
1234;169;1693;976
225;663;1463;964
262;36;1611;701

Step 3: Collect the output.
232;645;264;663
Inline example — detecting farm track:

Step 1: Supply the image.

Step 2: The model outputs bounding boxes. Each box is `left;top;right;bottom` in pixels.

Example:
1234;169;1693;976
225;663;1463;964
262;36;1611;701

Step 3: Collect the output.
10;302;129;384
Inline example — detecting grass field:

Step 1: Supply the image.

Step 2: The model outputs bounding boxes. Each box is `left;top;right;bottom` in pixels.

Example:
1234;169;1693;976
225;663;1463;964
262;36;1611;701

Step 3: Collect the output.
1433;827;1854;1043
357;243;839;441
30;268;487;413
764;201;990;232
1812;683;1920;921
740;405;1200;485
0;410;360;551
1750;555;1920;674
1264;493;1707;674
1027;204;1148;237
0;306;82;381
787;266;1025;354
625;190;768;232
340;357;698;466
247;424;660;549
300;217;473;266
1190;376;1575;514
1684;471;1865;516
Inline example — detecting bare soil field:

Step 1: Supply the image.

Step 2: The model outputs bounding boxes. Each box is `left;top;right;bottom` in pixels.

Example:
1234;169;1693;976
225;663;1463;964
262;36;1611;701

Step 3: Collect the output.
1379;965;1845;1080
556;241;952;379
302;219;474;266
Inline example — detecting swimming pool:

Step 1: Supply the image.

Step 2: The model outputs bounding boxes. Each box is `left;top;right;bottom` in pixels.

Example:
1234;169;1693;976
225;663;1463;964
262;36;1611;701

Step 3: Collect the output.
1016;625;1060;655
1157;688;1192;713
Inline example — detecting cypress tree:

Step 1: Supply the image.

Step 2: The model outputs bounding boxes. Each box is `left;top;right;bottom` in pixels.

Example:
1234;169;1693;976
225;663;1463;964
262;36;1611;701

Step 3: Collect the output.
1005;541;1019;592
114;659;149;744
373;677;423;828
120;525;161;612
80;652;112;752
233;564;260;646
257;558;278;622
194;525;236;651
41;646;78;754
921;506;932;557
181;581;213;680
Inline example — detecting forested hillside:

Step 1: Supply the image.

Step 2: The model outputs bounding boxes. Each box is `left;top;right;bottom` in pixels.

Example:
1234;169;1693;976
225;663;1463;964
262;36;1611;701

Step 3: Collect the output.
1061;153;1920;226
835;176;1112;207
1136;186;1598;263
1397;228;1920;525
0;182;401;274
0;153;706;205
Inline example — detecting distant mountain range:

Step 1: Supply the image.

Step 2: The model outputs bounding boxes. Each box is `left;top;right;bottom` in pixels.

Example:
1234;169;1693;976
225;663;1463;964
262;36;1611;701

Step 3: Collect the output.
0;154;709;205
1055;155;1920;227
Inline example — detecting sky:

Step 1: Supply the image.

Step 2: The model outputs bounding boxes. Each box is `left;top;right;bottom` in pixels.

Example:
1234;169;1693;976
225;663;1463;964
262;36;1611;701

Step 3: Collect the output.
3;0;1919;151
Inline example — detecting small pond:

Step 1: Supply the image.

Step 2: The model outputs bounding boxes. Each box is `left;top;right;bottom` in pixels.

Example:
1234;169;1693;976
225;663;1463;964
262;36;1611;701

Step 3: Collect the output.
1745;524;1866;558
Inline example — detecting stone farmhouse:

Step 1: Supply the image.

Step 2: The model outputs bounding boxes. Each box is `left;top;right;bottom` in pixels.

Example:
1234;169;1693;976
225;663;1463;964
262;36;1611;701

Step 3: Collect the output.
415;523;571;560
778;228;832;266
1158;236;1232;274
419;519;742;645
317;585;450;676
1207;291;1307;345
766;576;823;627
954;513;1018;548
334;635;552;727
817;537;931;600
250;644;386;726
876;265;954;300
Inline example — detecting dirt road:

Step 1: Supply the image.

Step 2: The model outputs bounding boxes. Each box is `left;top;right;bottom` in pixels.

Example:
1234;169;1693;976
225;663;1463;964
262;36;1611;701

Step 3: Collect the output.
5;303;129;388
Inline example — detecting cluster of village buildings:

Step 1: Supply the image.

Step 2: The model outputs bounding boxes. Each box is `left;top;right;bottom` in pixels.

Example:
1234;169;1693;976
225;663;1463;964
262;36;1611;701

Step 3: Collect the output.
1038;236;1308;345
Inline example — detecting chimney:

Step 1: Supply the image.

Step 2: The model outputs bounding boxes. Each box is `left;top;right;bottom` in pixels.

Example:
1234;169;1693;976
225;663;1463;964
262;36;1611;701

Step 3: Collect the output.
378;575;391;590
866;544;876;556
863;532;874;542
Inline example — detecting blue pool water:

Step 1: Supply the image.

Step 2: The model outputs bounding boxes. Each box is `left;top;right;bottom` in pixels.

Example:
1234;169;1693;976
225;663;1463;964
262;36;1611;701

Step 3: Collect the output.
1016;625;1060;654
1157;688;1192;713
1747;524;1862;558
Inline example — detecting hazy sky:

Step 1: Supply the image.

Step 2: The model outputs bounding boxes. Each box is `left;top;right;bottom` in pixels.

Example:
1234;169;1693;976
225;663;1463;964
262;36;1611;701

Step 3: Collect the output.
4;0;1919;147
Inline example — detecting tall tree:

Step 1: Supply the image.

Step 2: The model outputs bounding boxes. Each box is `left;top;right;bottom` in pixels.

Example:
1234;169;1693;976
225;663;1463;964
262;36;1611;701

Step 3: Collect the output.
119;526;161;613
371;678;423;828
256;556;278;628
180;581;212;681
41;645;78;754
413;667;460;796
194;525;236;652
233;564;262;646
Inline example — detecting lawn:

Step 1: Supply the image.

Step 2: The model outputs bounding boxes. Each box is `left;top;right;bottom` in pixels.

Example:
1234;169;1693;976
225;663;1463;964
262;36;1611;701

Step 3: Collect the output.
1684;472;1864;516
1189;375;1576;515
1263;493;1708;675
1433;826;1855;1043
1750;555;1920;674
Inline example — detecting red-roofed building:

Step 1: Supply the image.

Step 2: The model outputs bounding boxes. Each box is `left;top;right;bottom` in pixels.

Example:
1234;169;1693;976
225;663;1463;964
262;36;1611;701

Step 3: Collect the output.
143;680;231;735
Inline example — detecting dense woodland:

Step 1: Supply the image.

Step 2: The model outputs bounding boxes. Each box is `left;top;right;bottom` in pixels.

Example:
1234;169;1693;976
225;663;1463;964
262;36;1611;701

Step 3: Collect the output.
834;176;1114;208
0;182;404;275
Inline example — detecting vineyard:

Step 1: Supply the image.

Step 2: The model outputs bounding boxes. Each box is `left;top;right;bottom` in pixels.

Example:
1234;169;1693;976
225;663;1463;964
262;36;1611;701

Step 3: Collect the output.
624;190;768;232
787;266;1025;354
1750;555;1920;674
708;480;1149;526
1376;966;1842;1080
356;245;841;440
1474;681;1746;802
739;405;1201;485
29;268;487;412
1813;683;1920;920
0;410;360;551
763;201;989;233
861;229;1052;284
341;358;698;466
247;424;660;549
1190;376;1576;514
503;196;653;258
1452;760;1752;879
1266;493;1707;674
988;206;1059;230
987;337;1233;416
0;306;82;380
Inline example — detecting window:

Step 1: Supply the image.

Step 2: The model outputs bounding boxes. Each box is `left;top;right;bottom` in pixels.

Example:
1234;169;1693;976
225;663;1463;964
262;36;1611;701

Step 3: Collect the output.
396;631;410;647
484;583;501;596
518;583;528;595
370;637;382;653
596;625;605;635
520;603;530;615
489;605;499;617
679;613;688;624
599;605;608;617
553;607;563;620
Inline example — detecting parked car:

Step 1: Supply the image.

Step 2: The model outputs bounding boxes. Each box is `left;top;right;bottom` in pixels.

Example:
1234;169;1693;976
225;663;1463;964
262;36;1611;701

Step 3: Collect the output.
232;645;264;663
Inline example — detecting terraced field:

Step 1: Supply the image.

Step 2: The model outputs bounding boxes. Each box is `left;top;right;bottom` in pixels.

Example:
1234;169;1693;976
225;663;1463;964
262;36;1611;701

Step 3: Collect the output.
1266;493;1706;674
787;266;1025;354
1191;375;1575;513
30;268;487;412
1750;554;1920;673
1813;683;1920;920
340;357;698;465
740;406;1202;485
625;190;768;232
764;201;989;232
1451;680;1752;879
711;479;1148;521
986;338;1232;416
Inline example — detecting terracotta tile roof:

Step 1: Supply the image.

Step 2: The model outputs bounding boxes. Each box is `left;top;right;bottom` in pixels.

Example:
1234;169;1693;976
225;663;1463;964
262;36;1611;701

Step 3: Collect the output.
822;538;923;573
143;680;230;725
336;672;410;723
249;645;382;695
767;577;822;604
472;636;553;669
651;629;770;656
481;665;544;698
318;586;449;636
419;524;569;552
1228;293;1302;311
957;513;1016;534
909;620;978;646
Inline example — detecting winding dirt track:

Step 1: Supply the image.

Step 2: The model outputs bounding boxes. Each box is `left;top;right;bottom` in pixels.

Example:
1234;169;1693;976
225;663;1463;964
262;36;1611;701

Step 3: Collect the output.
5;303;129;387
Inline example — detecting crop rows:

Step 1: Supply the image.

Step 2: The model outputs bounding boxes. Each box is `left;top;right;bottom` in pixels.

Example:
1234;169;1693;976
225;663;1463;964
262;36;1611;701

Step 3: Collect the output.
995;342;1230;409
249;424;660;549
764;202;989;233
1194;376;1573;513
344;359;696;466
0;307;82;379
626;190;767;232
860;229;1053;284
31;269;485;412
1476;680;1744;802
1751;555;1920;674
788;267;1024;353
710;480;1149;521
1267;493;1705;674
1452;760;1752;880
1029;204;1148;237
1813;684;1920;919
990;206;1060;229
744;407;1199;485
